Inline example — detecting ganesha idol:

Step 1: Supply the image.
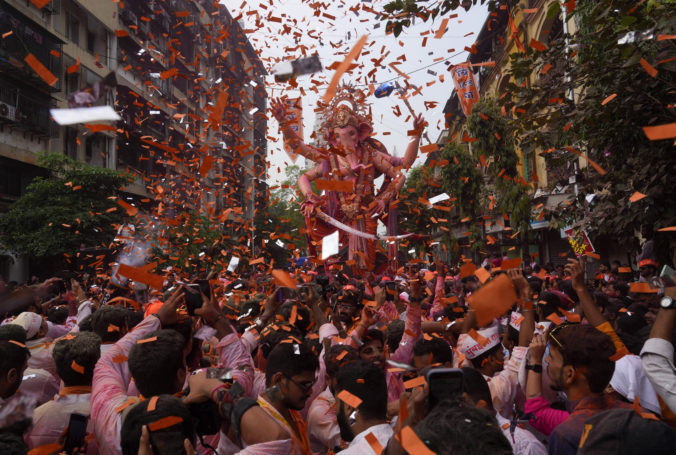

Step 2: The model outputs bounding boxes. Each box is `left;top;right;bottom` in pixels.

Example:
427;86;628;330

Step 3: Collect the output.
272;86;425;274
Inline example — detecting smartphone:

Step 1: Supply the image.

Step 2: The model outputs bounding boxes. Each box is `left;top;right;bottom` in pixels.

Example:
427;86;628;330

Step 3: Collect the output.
196;279;211;300
660;265;676;286
63;413;88;454
426;368;464;409
277;287;296;302
184;284;203;316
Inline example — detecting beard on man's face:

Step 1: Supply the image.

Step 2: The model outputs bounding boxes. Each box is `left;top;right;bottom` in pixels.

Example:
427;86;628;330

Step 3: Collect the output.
337;403;355;442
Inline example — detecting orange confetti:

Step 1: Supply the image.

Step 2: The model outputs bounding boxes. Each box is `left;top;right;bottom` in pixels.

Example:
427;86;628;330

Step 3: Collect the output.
399;426;435;455
468;274;517;326
601;94;617;106
148;416;183;431
25;53;58;86
642;123;676;141
365;432;384;455
147;396;159;412
117;199;138;216
71;360;84;374
403;375;426;389
315;179;355;193
117;264;165;289
271;269;298;290
29;0;52;9
337;390;362;408
629;191;647;202
564;147;606;175
434;18;450;39
639;58;658;77
323;35;368;103
137;336;158;344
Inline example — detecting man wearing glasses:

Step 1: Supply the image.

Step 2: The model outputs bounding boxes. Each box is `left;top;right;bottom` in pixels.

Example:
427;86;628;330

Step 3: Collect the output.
545;324;632;455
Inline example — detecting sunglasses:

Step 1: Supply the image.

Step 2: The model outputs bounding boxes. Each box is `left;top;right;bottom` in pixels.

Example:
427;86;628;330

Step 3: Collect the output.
547;322;572;350
286;376;316;393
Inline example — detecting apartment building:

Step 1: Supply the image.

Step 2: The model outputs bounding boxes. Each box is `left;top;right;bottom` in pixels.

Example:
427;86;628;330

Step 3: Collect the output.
0;0;267;281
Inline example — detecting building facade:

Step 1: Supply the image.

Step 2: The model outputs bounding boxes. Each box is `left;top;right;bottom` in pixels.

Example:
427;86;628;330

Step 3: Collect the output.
0;0;267;282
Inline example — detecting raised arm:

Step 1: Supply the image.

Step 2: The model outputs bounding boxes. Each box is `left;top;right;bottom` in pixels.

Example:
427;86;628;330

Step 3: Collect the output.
402;114;424;169
271;97;325;162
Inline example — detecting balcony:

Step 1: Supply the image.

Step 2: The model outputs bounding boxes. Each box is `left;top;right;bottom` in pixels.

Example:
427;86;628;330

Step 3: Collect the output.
0;2;63;92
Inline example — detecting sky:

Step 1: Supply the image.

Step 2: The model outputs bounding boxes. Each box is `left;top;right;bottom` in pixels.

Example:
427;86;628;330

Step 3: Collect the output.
226;0;489;186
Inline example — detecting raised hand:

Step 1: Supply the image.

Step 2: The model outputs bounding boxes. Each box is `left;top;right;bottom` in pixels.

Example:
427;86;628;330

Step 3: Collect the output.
565;258;586;292
270;97;287;123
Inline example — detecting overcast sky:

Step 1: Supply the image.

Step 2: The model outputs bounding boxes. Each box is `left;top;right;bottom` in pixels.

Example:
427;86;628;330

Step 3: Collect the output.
226;0;489;186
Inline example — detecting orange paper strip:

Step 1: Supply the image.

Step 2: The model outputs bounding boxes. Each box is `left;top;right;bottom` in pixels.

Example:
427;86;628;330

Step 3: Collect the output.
474;267;491;284
642;123;676;141
629;191;646;202
403;375;427;389
148;416;183;432
272;269;298;290
323;35;368;103
315;179;355;193
25;53;58;86
434;18;450;39
117;264;165;289
337;390;362;408
469;274;518;327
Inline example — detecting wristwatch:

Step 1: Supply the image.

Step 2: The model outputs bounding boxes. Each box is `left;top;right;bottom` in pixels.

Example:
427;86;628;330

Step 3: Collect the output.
660;296;676;309
526;364;543;373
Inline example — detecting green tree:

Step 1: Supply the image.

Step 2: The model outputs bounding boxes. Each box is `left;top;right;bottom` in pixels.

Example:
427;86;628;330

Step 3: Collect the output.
466;98;532;236
382;0;510;36
255;164;308;264
0;152;133;259
505;0;676;251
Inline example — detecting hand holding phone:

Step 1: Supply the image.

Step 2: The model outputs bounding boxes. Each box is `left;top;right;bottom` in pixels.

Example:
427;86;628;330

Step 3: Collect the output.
63;413;88;454
426;368;464;410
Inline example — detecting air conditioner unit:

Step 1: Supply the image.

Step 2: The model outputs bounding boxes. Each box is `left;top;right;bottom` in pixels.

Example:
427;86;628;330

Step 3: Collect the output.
0;102;16;121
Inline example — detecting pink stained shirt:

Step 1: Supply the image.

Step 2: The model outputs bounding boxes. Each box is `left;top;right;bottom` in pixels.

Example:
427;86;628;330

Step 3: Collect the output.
91;315;255;455
26;391;98;454
386;305;422;402
90;315;161;455
524;396;569;436
307;387;340;453
485;346;527;419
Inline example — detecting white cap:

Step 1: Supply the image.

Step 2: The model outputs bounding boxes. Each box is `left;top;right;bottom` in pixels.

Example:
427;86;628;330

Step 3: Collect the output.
457;325;501;359
509;312;523;331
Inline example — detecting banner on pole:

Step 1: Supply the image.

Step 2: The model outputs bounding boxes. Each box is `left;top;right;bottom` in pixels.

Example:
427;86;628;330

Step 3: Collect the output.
451;63;480;117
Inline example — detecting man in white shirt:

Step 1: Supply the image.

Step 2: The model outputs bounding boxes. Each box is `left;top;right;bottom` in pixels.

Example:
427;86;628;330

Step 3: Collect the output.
461;367;546;455
334;360;392;455
308;344;359;453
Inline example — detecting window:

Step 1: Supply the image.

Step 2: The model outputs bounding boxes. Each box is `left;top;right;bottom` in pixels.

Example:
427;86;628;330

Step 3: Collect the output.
87;31;95;53
66;11;79;45
64;127;78;160
64;56;80;94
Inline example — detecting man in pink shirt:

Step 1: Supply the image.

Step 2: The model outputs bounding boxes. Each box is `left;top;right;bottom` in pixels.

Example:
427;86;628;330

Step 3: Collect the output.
91;288;254;455
27;331;101;453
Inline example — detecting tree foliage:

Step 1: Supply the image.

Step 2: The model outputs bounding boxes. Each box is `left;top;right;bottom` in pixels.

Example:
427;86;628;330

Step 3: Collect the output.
255;164;307;264
505;0;676;243
382;0;513;36
0;152;133;258
466;98;532;235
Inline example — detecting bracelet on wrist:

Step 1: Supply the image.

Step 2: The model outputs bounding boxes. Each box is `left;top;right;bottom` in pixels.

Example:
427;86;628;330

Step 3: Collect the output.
526;364;543;373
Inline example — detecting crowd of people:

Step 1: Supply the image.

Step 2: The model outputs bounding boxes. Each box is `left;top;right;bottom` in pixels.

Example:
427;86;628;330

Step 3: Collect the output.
1;252;676;455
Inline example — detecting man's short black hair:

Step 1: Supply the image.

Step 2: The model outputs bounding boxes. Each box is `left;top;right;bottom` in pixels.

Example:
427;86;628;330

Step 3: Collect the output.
47;306;69;325
469;342;503;370
265;341;319;386
120;395;195;455
259;323;303;359
460;367;493;411
91;306;128;342
414;401;511;455
362;328;384;346
325;345;359;378
413;338;453;365
548;324;616;393
277;301;312;335
52;332;101;387
0;325;30;375
386;320;405;353
335;360;387;421
128;329;186;397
